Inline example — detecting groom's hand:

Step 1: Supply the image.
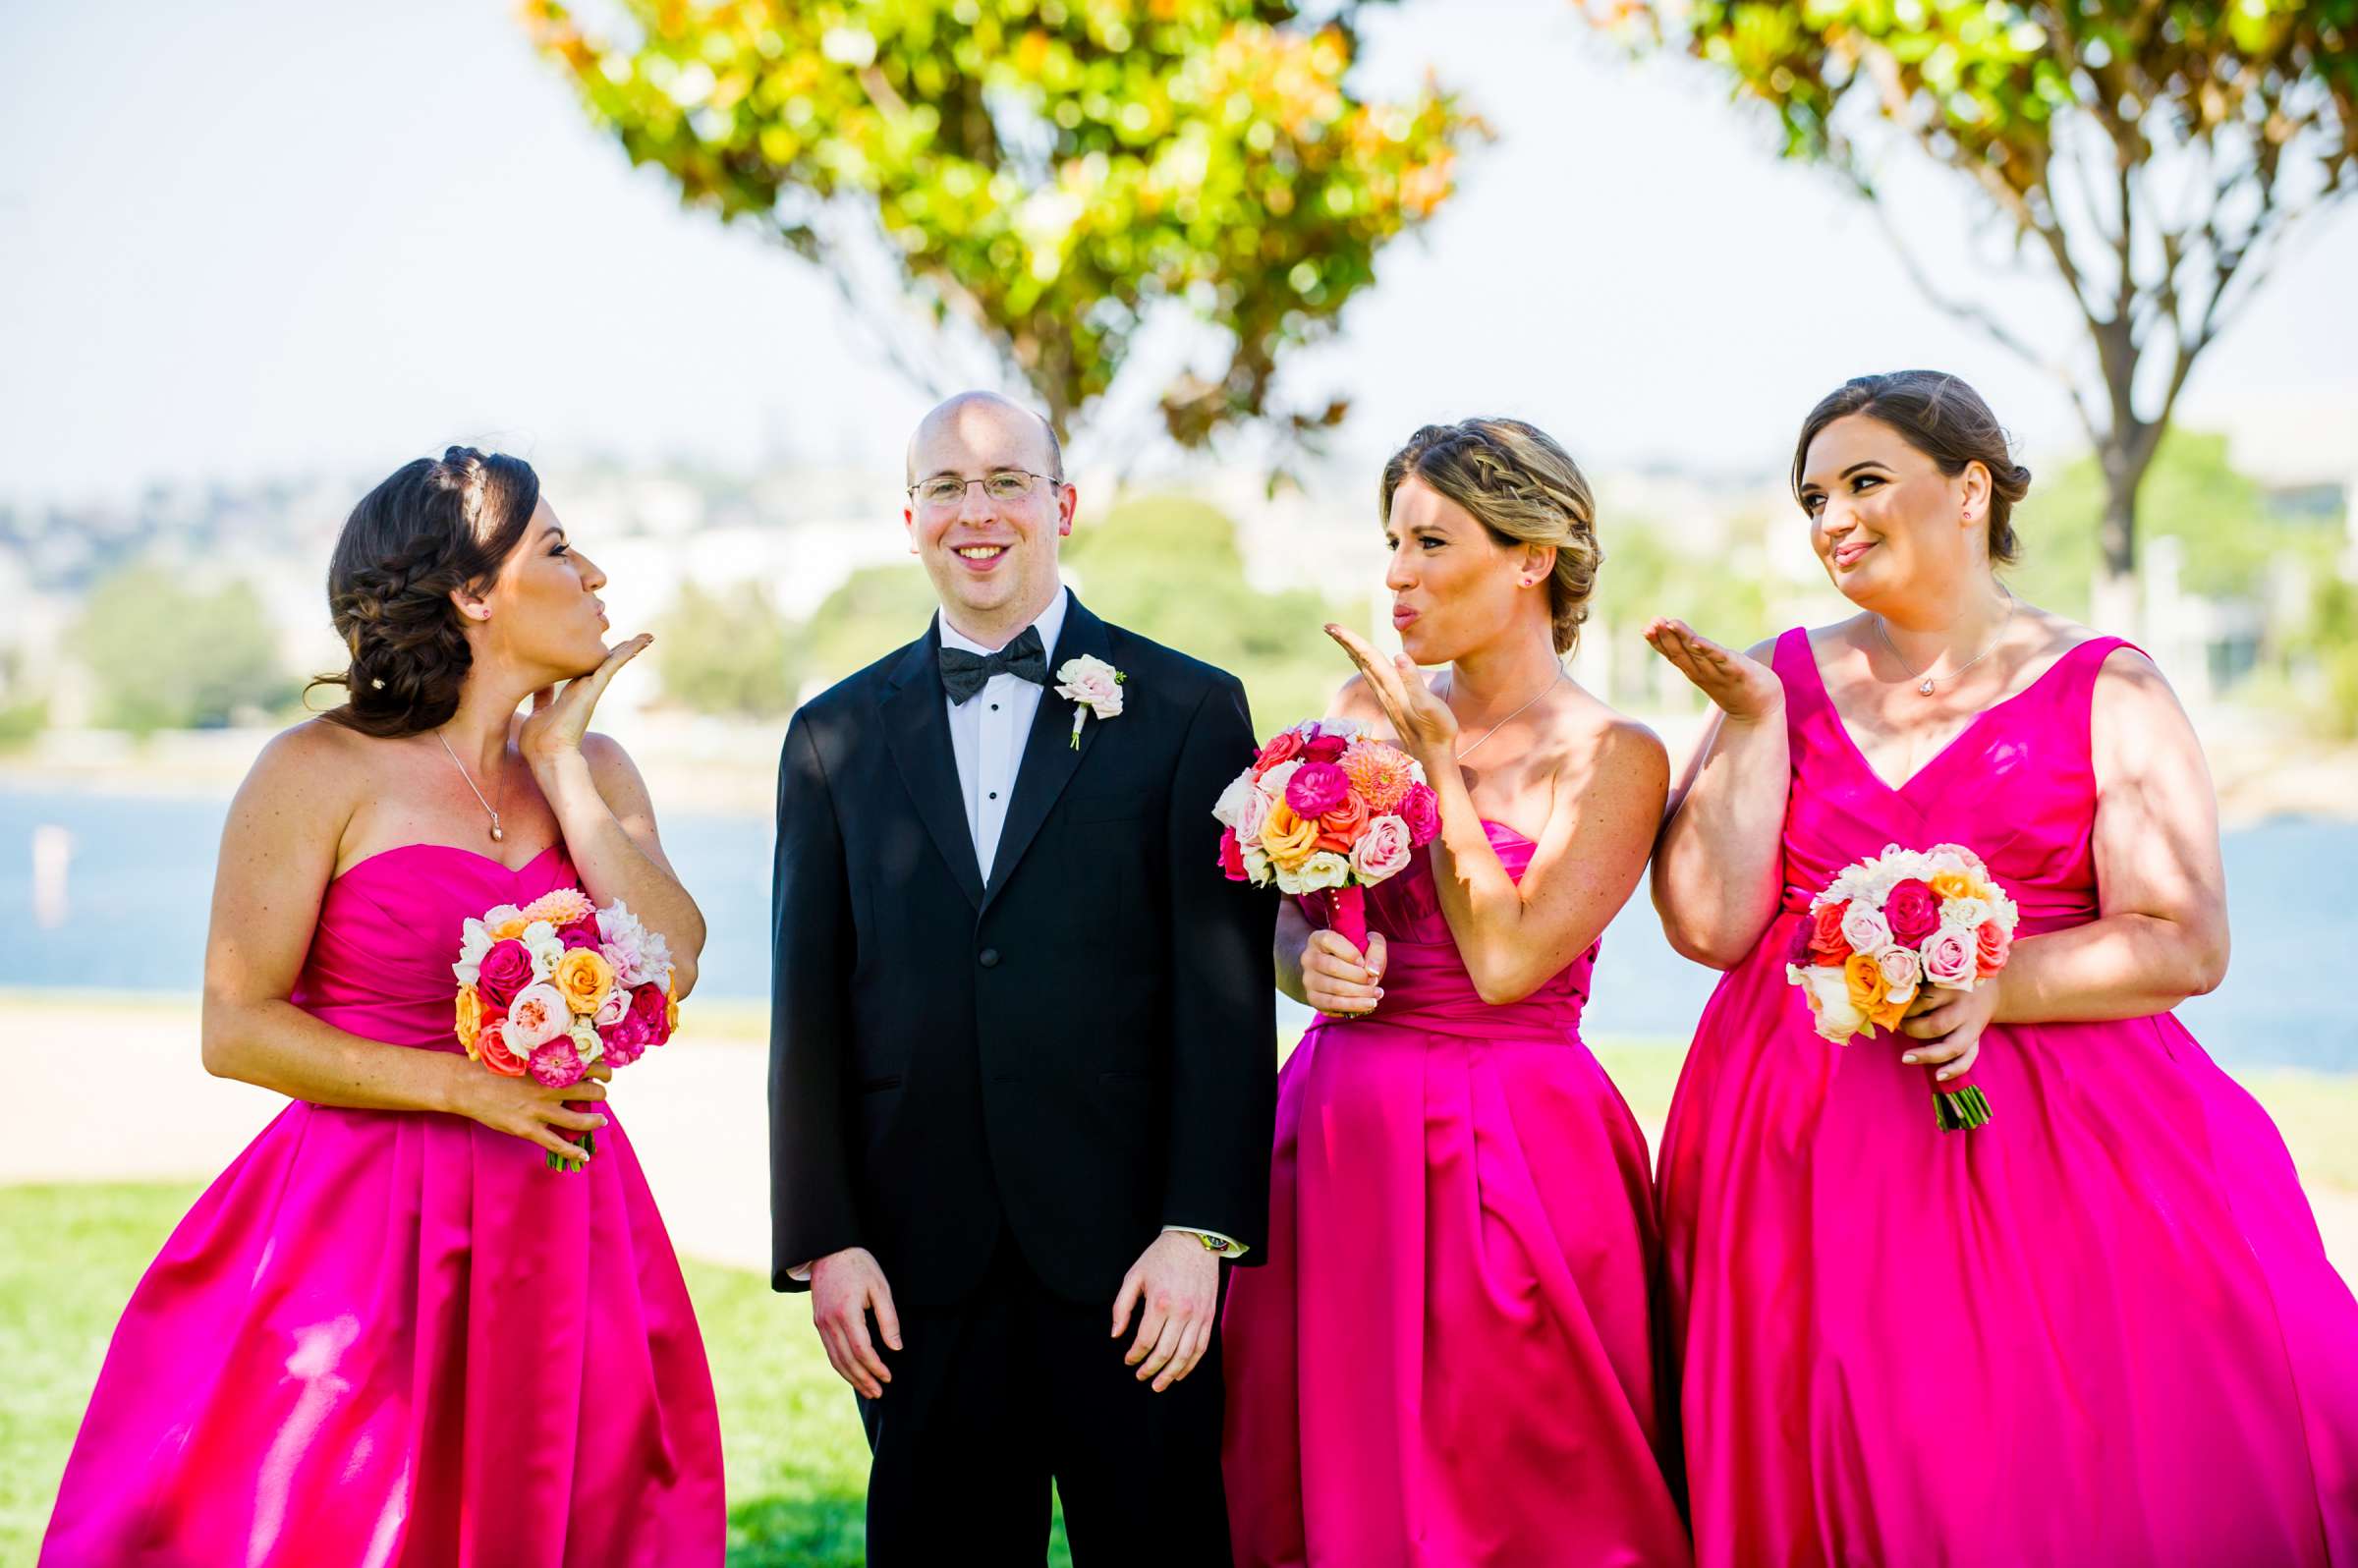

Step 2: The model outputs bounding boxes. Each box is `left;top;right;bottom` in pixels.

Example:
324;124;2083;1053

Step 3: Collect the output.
1111;1232;1219;1393
811;1247;902;1398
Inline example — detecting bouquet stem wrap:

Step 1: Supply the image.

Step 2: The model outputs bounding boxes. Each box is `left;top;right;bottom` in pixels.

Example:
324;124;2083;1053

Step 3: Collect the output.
1326;883;1369;953
1928;1062;1993;1133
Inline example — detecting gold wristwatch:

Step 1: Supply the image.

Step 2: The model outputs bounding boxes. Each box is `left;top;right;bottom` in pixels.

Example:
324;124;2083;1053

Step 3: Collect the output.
1197;1233;1236;1255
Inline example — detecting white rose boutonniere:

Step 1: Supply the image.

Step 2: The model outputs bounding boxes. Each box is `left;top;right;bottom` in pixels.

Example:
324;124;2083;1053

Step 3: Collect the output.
1053;655;1125;750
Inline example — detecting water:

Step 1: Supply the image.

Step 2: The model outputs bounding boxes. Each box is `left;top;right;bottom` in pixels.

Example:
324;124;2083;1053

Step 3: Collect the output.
4;784;2353;1070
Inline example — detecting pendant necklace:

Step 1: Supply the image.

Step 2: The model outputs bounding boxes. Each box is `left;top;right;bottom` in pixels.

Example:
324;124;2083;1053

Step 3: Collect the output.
436;728;510;843
1874;588;2015;697
1451;669;1563;762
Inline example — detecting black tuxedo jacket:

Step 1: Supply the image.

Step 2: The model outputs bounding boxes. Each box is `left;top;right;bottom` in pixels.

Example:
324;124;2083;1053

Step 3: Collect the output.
768;594;1277;1307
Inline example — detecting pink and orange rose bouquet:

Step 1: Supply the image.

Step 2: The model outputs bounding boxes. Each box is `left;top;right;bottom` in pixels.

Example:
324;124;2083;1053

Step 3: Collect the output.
1785;842;2017;1132
1212;718;1442;950
449;889;679;1170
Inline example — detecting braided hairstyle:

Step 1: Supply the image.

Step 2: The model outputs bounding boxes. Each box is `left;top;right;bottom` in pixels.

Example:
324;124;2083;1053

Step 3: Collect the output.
1379;419;1602;654
309;447;541;738
1791;371;2032;564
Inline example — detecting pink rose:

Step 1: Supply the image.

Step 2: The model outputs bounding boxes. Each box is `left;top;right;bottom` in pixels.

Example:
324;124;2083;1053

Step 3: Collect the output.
625;982;672;1049
1302;733;1350;763
1217;826;1249;881
1875;943;1922;1003
529;1036;586;1088
1975;920;2012;978
1884;879;1940;945
476;939;534;1010
1350;814;1413;883
592;986;631;1029
501;982;570;1053
1921;925;1978;990
1254;729;1305;774
559;917;602;952
1285;761;1350;818
1397;783;1440;845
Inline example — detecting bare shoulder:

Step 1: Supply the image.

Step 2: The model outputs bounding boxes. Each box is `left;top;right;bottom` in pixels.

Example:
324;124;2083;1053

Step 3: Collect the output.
1328;672;1399;734
242;718;369;806
579;729;653;795
1544;684;1669;790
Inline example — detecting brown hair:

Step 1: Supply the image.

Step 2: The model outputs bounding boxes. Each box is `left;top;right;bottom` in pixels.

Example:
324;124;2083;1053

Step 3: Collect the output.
309;447;541;738
1791;371;2031;563
1379;419;1601;654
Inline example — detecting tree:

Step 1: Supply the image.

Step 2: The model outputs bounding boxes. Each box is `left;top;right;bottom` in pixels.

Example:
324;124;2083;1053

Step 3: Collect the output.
525;0;1479;454
69;566;291;735
1589;0;2356;627
654;581;804;716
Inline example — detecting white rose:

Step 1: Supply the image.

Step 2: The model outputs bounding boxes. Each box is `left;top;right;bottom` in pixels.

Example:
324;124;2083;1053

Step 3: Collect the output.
1313;717;1364;739
452;918;493;987
521;921;564;982
1211;772;1255;829
1788;963;1865;1043
568;1018;605;1066
1941;895;1992;932
1876;943;1922;1006
1054;655;1124;717
1295;851;1351;892
1839;904;1892;955
1273;859;1306;895
592;987;631;1029
1242;844;1272;884
1236;783;1273;843
1258;759;1302;801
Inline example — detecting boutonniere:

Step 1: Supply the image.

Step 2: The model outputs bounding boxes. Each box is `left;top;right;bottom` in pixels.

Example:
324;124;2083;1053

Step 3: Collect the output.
1053;655;1125;750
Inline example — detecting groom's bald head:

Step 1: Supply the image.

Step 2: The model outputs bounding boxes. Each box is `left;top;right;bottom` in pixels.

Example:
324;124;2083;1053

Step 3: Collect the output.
905;392;1062;487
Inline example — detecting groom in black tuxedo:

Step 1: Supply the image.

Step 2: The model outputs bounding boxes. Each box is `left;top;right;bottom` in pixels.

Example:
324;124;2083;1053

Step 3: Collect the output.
769;392;1276;1565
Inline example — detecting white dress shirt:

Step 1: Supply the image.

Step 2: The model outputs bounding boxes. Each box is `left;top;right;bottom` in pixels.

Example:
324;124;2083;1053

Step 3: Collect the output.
792;592;1240;1275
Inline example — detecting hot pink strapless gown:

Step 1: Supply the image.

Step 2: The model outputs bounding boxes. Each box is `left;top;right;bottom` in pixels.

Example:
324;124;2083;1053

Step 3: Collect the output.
1222;821;1692;1567
41;844;725;1568
1661;631;2358;1567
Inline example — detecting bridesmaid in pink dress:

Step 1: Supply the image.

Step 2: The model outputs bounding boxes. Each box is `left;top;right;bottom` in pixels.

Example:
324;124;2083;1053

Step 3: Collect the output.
1222;419;1693;1566
1648;371;2358;1566
42;449;725;1566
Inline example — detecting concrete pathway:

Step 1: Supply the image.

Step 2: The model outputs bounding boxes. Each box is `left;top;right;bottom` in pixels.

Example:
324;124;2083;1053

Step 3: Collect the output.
8;998;2355;1291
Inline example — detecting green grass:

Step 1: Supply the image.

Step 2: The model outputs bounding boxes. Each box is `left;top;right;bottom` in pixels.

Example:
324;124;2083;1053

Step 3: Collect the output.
0;1183;1069;1567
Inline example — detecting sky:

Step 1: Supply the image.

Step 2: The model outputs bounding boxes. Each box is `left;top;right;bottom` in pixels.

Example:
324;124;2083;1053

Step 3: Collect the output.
2;0;2353;511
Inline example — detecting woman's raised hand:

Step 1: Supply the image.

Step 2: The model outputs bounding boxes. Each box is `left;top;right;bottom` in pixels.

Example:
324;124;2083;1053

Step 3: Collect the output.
1301;929;1387;1019
1322;623;1457;761
1643;619;1782;722
520;635;653;763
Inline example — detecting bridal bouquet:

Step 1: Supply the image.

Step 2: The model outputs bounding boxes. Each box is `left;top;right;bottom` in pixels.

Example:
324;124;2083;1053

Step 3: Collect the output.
450;888;678;1170
1786;842;2017;1132
1211;718;1441;949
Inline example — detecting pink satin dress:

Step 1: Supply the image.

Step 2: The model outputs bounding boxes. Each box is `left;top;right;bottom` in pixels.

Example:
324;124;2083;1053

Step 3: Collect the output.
42;844;725;1568
1660;630;2358;1566
1222;820;1693;1567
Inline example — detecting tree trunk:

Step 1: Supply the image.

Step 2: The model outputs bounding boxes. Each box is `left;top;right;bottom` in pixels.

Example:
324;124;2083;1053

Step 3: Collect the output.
2091;422;2162;641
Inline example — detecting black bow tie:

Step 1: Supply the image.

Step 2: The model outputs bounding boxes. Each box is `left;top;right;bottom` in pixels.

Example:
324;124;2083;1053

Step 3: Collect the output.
938;624;1049;703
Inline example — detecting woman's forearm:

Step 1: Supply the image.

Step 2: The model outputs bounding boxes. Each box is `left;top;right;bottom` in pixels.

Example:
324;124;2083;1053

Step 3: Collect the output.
534;750;707;993
1651;708;1791;968
1419;760;1541;996
1994;912;2229;1025
200;993;475;1114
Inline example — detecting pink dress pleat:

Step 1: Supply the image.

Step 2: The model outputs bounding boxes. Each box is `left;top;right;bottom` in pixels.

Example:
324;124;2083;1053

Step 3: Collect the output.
1223;821;1693;1567
42;844;726;1568
1660;630;2358;1567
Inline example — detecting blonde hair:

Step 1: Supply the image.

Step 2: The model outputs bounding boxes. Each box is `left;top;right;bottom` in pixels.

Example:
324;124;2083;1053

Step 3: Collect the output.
1379;418;1601;654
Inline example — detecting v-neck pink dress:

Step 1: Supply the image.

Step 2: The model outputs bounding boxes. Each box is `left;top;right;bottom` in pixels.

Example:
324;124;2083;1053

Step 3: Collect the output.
1659;629;2358;1566
42;843;725;1568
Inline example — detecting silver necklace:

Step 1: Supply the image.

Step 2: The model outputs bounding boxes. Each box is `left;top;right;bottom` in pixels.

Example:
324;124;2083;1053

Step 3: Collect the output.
435;729;509;844
1450;669;1562;763
1874;590;2015;697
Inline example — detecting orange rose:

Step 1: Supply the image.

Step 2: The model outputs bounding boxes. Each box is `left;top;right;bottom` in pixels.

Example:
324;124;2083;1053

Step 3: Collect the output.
664;972;681;1036
552;947;616;1020
1320;792;1371;841
1843;951;1889;1017
1929;871;1979;903
489;916;533;942
1261;799;1320;870
454;983;483;1060
1867;992;1909;1033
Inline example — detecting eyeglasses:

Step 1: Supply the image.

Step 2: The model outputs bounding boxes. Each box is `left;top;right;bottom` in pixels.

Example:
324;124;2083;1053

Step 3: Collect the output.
907;469;1063;509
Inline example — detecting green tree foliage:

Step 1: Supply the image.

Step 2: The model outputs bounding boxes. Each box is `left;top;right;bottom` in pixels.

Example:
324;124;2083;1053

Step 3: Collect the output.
2005;427;2331;616
69;567;291;735
525;0;1479;448
792;492;1349;721
655;581;804;716
1587;0;2356;615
